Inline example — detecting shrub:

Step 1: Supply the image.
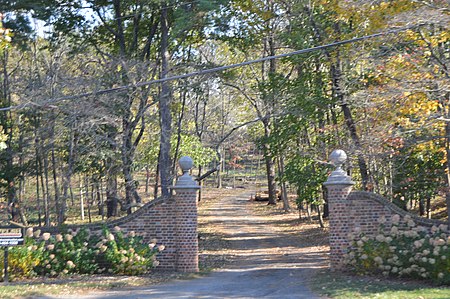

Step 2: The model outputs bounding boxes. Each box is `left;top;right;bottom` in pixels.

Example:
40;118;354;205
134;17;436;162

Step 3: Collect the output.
0;226;163;281
345;214;450;285
101;227;163;275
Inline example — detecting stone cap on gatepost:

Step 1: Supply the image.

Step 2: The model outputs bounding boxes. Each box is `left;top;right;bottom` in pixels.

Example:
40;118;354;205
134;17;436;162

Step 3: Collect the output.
172;156;201;190
323;149;355;186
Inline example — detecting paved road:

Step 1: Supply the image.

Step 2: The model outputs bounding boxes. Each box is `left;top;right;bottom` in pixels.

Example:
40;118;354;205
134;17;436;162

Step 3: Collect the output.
41;191;328;299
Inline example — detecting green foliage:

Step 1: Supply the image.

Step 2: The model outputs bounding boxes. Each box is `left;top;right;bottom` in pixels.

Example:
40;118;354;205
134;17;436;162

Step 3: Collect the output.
1;240;40;280
0;24;12;54
346;214;450;285
0;126;7;152
134;133;160;171
101;227;162;275
172;133;216;167
283;156;330;206
0;227;163;281
392;143;446;209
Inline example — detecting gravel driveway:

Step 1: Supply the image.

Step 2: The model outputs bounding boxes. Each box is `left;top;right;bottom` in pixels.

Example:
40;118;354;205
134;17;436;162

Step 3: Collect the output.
41;190;329;299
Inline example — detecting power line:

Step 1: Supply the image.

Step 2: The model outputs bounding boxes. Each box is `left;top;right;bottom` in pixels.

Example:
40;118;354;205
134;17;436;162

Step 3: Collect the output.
0;24;424;112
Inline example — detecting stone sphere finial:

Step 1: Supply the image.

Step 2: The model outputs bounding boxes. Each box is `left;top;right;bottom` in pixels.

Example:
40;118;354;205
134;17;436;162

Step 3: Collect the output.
324;149;354;186
329;149;347;170
179;156;193;173
173;156;200;189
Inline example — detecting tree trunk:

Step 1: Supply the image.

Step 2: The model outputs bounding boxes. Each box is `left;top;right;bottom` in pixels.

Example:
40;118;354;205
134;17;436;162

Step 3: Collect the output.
172;86;187;174
340;101;370;190
99;179;104;220
154;149;160;199
322;187;329;218
145;165;150;195
123;160;135;214
277;156;290;211
159;2;173;197
216;148;223;188
113;0;127;56
264;151;277;205
262;119;277;205
426;197;431;219
419;198;425;216
306;202;312;222
35;128;42;226
198;166;203;202
42;150;51;226
64;121;77;206
316;204;324;228
96;178;103;217
86;176;92;223
105;126;119;218
106;166;118;218
80;178;85;221
50;116;63;225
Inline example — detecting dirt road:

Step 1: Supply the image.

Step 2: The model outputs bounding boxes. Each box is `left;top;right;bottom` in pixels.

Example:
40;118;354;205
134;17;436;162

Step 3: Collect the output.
42;190;329;299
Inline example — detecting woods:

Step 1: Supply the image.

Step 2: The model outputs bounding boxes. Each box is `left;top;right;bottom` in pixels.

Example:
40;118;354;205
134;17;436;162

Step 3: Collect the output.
0;0;449;226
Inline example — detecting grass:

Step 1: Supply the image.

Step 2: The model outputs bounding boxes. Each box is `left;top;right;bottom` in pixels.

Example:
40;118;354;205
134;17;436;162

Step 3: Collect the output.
0;276;149;298
0;272;194;298
311;270;450;299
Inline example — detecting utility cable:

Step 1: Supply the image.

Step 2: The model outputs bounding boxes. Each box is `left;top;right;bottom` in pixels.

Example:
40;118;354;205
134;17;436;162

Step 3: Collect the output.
0;24;424;112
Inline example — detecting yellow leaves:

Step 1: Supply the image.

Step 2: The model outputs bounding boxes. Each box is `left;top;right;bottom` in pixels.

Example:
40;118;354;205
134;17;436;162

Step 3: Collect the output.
423;72;434;80
0;22;12;52
0;126;6;150
414;141;446;160
405;29;418;40
234;0;274;22
438;31;450;43
394;54;405;64
364;0;416;31
425;31;450;47
398;92;439;118
379;1;390;10
433;65;441;75
405;29;449;49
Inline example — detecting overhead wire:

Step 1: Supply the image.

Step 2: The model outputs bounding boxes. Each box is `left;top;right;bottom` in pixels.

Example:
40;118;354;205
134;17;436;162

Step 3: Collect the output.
0;23;425;112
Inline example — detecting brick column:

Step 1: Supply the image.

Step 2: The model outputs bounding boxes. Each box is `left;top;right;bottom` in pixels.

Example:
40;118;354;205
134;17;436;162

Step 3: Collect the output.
323;149;354;270
171;156;200;272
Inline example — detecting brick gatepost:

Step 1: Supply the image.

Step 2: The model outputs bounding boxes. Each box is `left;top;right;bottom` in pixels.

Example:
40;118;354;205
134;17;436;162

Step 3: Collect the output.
171;156;201;272
323;149;355;270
